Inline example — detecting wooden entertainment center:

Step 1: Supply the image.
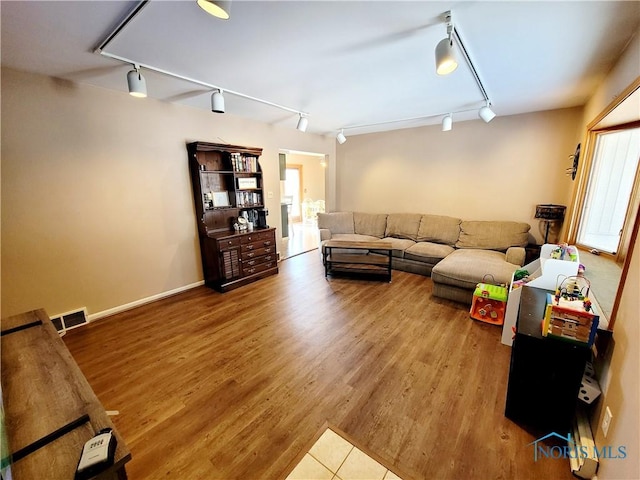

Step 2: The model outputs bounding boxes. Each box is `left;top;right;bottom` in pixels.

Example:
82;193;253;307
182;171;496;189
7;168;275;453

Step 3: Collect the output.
187;142;278;292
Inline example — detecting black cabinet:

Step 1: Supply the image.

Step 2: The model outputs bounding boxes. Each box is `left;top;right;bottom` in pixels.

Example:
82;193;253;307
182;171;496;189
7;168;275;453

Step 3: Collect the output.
505;286;590;435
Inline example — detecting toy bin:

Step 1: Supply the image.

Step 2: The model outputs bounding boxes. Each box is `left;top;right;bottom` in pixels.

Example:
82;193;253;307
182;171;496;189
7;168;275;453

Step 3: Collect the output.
470;283;508;325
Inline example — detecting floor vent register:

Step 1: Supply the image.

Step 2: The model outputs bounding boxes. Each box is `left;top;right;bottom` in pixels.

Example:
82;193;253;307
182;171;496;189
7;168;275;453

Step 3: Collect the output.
50;308;89;335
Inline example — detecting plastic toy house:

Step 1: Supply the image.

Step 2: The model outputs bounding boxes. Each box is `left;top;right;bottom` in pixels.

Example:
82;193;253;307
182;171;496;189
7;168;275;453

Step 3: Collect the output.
470;283;508;325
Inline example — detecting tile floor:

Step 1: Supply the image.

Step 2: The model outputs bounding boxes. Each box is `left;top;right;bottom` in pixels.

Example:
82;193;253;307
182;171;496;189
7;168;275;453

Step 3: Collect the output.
285;428;403;480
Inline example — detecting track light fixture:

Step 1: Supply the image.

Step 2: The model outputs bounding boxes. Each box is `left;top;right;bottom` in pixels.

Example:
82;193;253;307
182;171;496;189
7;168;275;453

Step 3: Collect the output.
336;129;347;144
197;0;231;19
211;89;225;113
296;114;308;132
442;114;452;132
435;11;458;75
478;102;496;123
98;3;309;122
127;65;147;98
338;102;494;135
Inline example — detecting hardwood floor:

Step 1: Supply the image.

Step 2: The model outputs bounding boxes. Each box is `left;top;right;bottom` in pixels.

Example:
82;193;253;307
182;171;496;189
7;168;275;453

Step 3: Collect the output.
279;222;319;260
63;251;574;480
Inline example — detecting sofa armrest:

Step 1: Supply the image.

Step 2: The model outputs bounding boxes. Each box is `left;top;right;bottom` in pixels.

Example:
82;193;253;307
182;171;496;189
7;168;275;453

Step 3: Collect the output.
506;247;526;266
319;228;332;242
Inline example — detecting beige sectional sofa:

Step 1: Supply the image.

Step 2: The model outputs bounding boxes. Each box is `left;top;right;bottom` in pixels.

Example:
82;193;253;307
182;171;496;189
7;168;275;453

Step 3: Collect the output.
318;212;531;304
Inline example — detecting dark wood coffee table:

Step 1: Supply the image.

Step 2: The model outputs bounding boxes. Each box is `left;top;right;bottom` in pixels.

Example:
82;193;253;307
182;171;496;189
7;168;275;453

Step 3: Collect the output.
323;240;393;281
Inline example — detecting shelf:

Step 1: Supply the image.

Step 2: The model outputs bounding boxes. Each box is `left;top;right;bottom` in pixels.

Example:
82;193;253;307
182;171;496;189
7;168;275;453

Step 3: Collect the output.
327;253;390;266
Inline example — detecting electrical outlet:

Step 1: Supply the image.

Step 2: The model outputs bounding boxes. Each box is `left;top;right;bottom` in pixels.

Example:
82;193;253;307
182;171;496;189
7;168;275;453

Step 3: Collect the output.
602;406;613;437
268;191;274;198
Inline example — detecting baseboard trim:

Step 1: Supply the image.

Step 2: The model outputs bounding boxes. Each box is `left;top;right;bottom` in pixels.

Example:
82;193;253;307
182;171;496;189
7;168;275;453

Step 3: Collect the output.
87;281;205;322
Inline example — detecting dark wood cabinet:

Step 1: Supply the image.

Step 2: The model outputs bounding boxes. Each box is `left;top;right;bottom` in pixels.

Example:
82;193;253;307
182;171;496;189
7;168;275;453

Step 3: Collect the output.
505;286;590;435
187;141;278;292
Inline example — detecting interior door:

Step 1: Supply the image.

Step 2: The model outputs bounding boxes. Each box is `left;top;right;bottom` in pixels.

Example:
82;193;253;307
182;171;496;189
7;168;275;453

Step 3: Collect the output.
284;165;303;223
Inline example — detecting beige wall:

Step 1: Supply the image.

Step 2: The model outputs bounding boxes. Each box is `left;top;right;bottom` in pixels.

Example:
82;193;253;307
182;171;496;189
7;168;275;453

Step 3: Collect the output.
1;68;335;318
580;33;640;480
335;107;583;244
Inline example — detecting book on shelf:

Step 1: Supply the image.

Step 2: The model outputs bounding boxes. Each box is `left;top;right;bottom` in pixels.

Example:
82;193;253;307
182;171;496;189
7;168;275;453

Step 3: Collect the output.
236;191;262;207
230;153;257;173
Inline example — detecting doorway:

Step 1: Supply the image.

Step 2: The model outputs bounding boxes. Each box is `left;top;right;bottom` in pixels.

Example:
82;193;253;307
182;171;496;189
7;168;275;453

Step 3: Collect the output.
279;151;326;259
284;165;303;223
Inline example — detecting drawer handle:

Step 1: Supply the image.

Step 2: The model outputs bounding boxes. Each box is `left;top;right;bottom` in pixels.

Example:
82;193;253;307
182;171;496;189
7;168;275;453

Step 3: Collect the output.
247;236;253;241
246;268;255;274
228;241;233;245
247;245;254;250
264;247;272;253
263;241;272;246
247;260;256;266
247;252;254;258
265;256;272;261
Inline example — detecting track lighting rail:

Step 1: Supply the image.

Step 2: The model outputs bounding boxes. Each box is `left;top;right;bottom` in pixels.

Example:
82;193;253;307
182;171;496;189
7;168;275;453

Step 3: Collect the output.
100;51;308;116
341;107;481;132
336;10;495;142
452;28;490;104
94;0;150;54
94;0;308;123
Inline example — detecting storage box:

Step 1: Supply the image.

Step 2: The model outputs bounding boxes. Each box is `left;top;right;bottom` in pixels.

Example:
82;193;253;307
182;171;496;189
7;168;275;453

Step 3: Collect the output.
526;244;580;291
501;260;540;346
470;283;508;325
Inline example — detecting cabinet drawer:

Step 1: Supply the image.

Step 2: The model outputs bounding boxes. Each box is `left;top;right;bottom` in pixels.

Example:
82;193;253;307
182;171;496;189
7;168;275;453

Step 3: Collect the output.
242;260;277;277
217;237;241;251
241;231;274;244
241;240;274;253
240;246;275;261
242;253;276;268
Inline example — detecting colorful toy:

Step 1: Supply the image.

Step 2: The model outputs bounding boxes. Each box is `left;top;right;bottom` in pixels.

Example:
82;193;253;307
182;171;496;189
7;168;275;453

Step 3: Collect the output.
513;268;529;281
543;275;599;345
470;278;508;326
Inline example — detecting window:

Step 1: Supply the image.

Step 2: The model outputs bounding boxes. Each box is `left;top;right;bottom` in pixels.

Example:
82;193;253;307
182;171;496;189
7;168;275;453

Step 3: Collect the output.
576;128;640;254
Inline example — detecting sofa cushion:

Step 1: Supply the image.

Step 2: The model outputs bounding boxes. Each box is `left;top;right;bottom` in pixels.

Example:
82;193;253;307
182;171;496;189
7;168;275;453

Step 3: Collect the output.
373;237;416;258
320;234;381;255
330;233;380;243
384;213;422;240
417;214;461;245
455;221;530;250
354;212;388;238
404;242;455;263
318;212;354;234
431;249;520;290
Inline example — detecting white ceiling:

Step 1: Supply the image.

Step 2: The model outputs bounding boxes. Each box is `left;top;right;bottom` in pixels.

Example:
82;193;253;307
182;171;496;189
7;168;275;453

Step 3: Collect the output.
2;1;639;137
